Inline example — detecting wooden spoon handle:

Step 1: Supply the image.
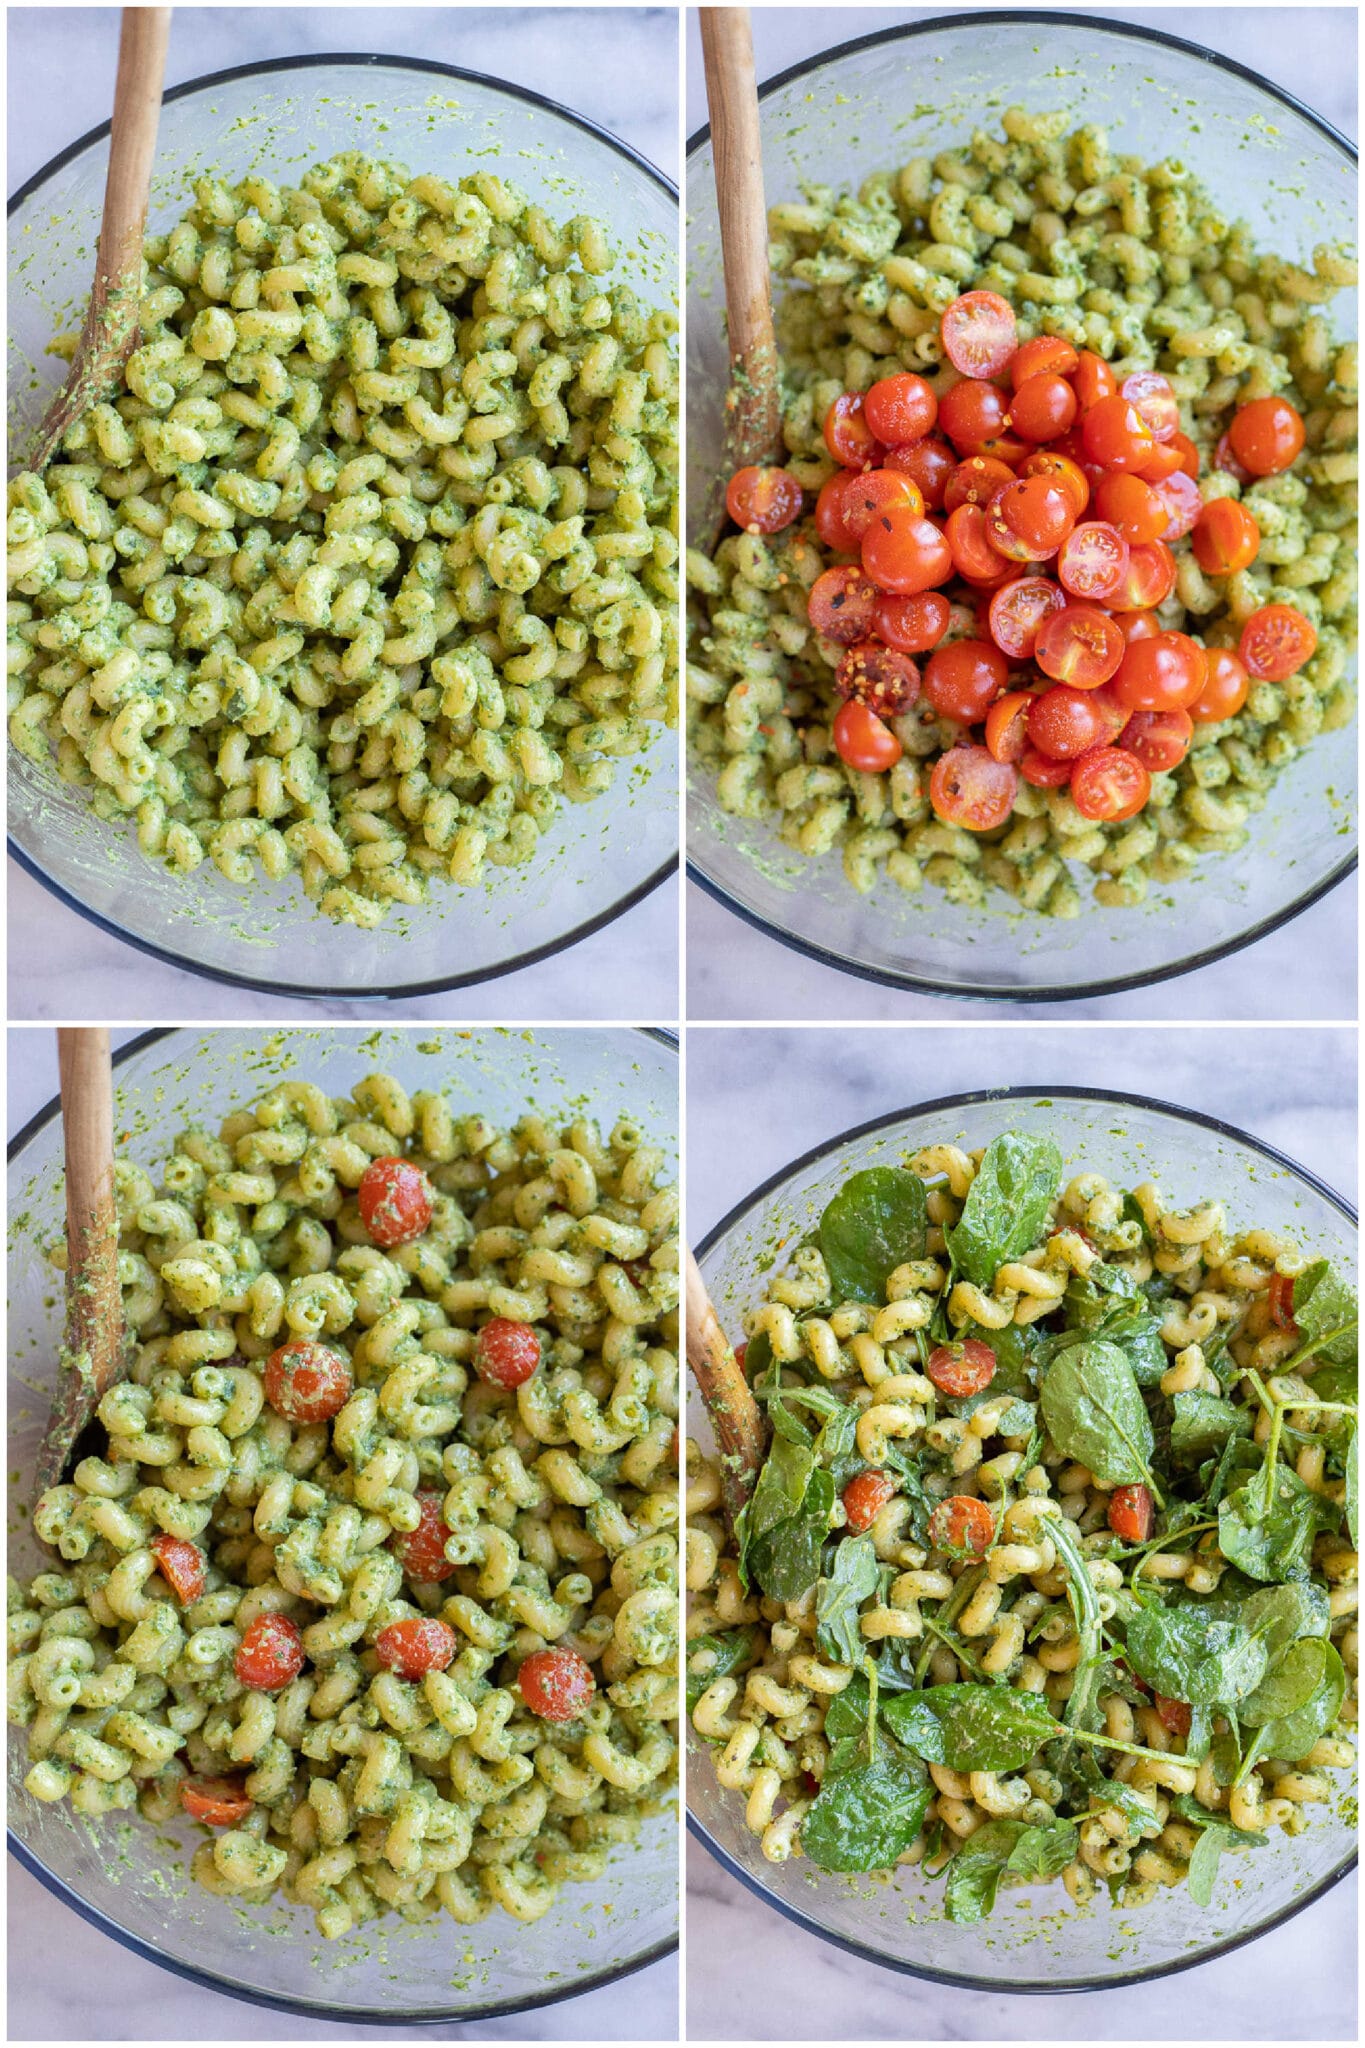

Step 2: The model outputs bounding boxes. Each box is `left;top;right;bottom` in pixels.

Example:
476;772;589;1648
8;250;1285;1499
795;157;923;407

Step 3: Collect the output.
685;1247;767;1528
699;6;782;467
37;1031;124;1494
98;7;172;296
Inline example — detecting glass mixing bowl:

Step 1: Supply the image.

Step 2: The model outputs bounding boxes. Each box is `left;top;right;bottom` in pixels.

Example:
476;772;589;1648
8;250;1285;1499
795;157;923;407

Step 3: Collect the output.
686;14;1357;1001
9;55;679;1000
8;1026;678;2024
688;1086;1357;1990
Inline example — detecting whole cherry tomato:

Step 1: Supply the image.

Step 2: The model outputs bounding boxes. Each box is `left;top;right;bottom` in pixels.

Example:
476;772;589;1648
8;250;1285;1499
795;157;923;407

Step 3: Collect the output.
1093;473;1167;546
861;506;954;594
1227;395;1305;477
1188;646;1250;723
874;590;952;655
1082;394;1156;472
832;699;903;773
884;434;955;510
863;371;938;445
1191;497;1261;575
924;639;1009;723
1113;630;1207;712
1027;685;1105;761
1010;371;1078;443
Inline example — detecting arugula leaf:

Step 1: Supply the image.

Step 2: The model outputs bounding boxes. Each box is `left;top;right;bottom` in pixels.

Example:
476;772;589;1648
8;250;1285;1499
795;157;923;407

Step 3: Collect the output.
819;1168;928;1305
1049;1747;1163;1838
1040;1340;1157;1491
1004;1817;1082;1881
1217;1466;1338;1583
1045;1510;1106;1736
800;1751;932;1872
815;1536;880;1667
883;1682;1059;1773
960;1319;1041;1396
943;1816;1080;1924
743;1435;815;1552
1124;1604;1267;1708
685;1630;756;1715
946;1133;1064;1290
1292;1261;1359;1367
1172;1791;1266;1843
1170;1390;1251;1458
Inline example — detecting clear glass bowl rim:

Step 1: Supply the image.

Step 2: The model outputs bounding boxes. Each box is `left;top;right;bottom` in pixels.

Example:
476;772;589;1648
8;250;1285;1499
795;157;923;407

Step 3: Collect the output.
688;1079;1359;1994
8;1024;679;2026
8;50;680;1004
685;7;1359;1005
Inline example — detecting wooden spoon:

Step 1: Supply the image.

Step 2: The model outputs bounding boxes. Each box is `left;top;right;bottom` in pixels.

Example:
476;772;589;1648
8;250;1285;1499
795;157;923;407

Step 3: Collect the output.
685;1246;767;1529
699;6;782;510
28;7;172;472
36;1030;126;1494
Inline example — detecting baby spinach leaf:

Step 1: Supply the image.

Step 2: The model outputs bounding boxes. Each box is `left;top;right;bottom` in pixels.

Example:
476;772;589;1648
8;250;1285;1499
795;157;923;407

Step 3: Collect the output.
823;1674;872;1746
1005;1817;1081;1882
744;1435;815;1549
943;1816;1079;1924
1186;1821;1234;1908
813;1401;860;1482
815;1536;880;1668
743;1440;834;1603
946;1133;1063;1290
744;1329;774;1382
1121;1190;1154;1247
1237;1633;1330;1726
993;1398;1039;1439
1172;1792;1266;1844
961;1319;1040;1394
1170;1391;1251;1458
885;1682;1059;1773
819;1168;927;1305
685;1629;756;1714
1292;1262;1358;1367
1040;1340;1156;1490
1250;1641;1346;1761
1125;1604;1268;1708
800;1752;932;1872
1217;1466;1338;1583
1239;1581;1330;1666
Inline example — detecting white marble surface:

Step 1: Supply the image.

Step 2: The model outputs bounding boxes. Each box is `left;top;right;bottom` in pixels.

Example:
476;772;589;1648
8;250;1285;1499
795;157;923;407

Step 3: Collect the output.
685;1023;1358;2039
6;1030;678;2041
684;4;1358;1023
6;6;680;1025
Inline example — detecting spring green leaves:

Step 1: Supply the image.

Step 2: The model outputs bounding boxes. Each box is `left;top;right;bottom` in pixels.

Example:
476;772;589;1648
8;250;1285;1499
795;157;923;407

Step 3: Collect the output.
944;1816;1080;1924
736;1434;834;1602
818;1168;927;1304
946;1133;1063;1289
1124;1603;1268;1709
881;1683;1060;1772
800;1746;933;1873
1040;1340;1159;1497
814;1536;880;1667
1217;1464;1337;1583
1292;1261;1358;1367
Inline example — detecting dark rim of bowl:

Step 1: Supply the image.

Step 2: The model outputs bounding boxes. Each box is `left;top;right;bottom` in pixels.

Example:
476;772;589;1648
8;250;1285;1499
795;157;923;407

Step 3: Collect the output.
689;1082;1358;1994
8;51;679;1004
8;1024;678;2025
685;9;1358;1005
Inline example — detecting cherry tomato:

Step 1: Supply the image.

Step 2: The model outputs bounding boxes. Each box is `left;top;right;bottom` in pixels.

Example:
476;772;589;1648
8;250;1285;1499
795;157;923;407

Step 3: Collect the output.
1155;1694;1192;1739
1071;351;1117;413
391;1489;458;1581
1214;431;1254;487
884;433;955;510
182;1776;253;1826
1240;604;1317;681
1188;646;1250;724
1191;497;1260;575
1034;603;1125;688
1082;394;1156;473
927;1494;996;1557
725;465;804;534
944;455;1016;513
1111;609;1162;643
375;1616;458;1680
1133;439;1185;484
836;469;925;541
929;744;1017;829
874;590;951;655
1010;371;1078;444
941;504;1009;585
843;1468;899;1533
1228;394;1306;477
835;639;921;718
1018;448;1090;518
1169;430;1201;479
1010;335;1079;386
863;371;938;445
1121;707;1193;772
988;477;1075;559
940;289;1017;378
813;472;860;553
861;506;954;594
1057;521;1129;602
1027;685;1105;760
149;1533;207;1606
1019;746;1073;788
1120;370;1179;443
235;1613;305;1692
1070;744;1152;821
938;378;1015;456
808;565;879;644
474;1317;542;1389
1268;1271;1299;1333
518;1645;596;1722
1151;468;1203;541
358;1156;434;1249
1088;684;1133;744
824;391;879;469
1113;630;1207;713
985;688;1035;764
1116;539;1177;611
987;575;1065;660
1107;1483;1155;1543
1093;473;1167;546
924;639;1009;723
264;1339;352;1424
926;1338;997;1396
833;698;903;773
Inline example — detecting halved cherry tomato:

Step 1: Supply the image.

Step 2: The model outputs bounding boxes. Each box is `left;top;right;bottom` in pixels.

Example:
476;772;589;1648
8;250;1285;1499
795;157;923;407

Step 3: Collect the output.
1027;685;1105;761
1010;335;1079;386
1082;394;1156;473
863;371;938;445
938;378;1015;456
985;688;1035;764
1133;439;1185;484
824;391;879;469
940;290;1018;378
927;1338;997;1396
945;503;1013;584
1010;371;1078;443
1088;684;1133;744
1070;744;1151;821
987;576;1065;660
837;469;925;541
929;744;1017;828
235;1613;305;1692
1151;468;1203;541
835;639;921;718
833;699;903;772
392;1489;458;1581
725;465;804;534
808;565;879;644
264;1339;353;1424
518;1645;596;1722
861;506;954;594
358;1156;434;1249
843;1468;899;1533
1239;603;1317;681
1019;745;1073;788
1057;521;1129;602
1018;447;1090;518
885;433;955;510
1121;707;1193;772
1108;1483;1155;1543
1188;646;1250;724
182;1776;253;1826
1115;539;1177;610
1214;431;1254;486
987;476;1075;559
945;455;1016;513
874;590;952;655
1228;395;1305;477
1155;1694;1192;1739
1113;630;1207;713
927;1494;996;1556
1071;351;1118;412
1169;430;1201;479
1111;609;1162;643
1268;1271;1299;1333
149;1533;207;1606
475;1319;541;1389
1191;497;1260;575
1093;473;1167;546
814;472;859;553
375;1616;458;1680
1034;603;1125;688
924;639;1009;723
1120;370;1179;443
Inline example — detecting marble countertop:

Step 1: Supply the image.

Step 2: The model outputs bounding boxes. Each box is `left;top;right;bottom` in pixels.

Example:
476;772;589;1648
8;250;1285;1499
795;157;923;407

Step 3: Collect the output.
685;3;1358;1023
7;6;679;1025
686;1023;1357;2040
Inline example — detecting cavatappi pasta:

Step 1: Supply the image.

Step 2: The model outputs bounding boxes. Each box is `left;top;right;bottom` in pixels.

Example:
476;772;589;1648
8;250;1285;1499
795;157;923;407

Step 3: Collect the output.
687;1131;1357;1918
9;152;678;926
10;1070;679;1936
686;110;1356;915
